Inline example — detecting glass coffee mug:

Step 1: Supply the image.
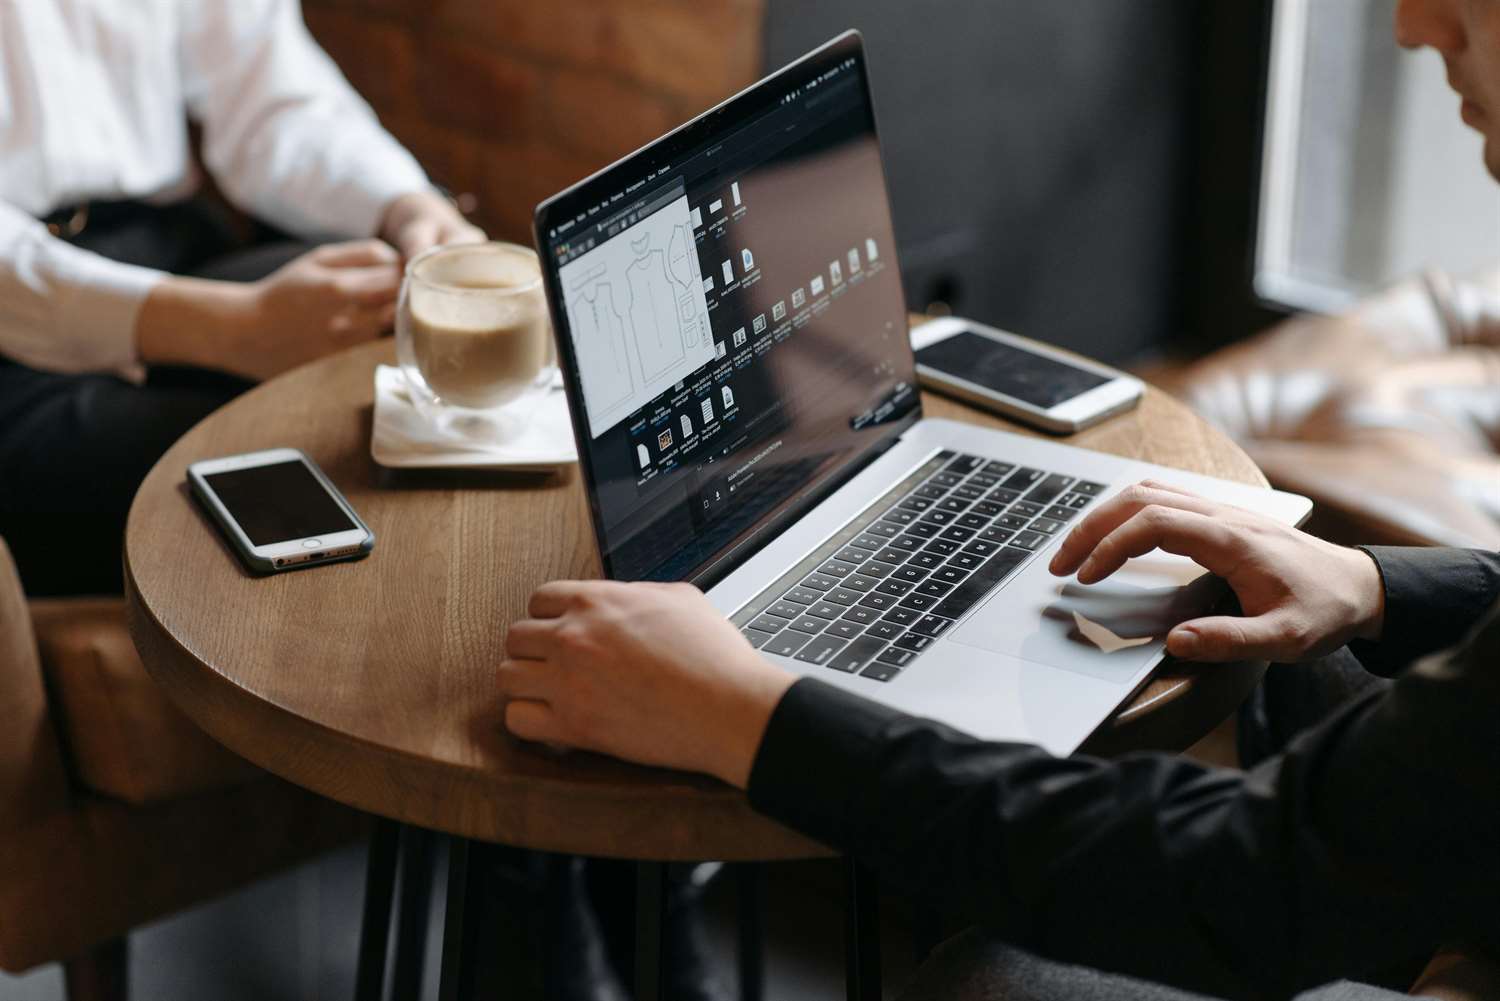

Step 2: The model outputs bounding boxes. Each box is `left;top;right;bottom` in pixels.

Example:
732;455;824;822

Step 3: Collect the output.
395;242;554;442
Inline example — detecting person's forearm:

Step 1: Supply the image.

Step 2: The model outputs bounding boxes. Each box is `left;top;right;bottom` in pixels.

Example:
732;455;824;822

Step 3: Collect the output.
134;275;252;373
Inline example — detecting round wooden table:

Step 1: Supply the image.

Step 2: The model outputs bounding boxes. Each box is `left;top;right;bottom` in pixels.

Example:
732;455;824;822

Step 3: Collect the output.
124;328;1267;998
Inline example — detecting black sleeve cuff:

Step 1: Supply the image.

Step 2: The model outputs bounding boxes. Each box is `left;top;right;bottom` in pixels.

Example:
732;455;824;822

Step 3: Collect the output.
746;677;906;851
1349;546;1500;677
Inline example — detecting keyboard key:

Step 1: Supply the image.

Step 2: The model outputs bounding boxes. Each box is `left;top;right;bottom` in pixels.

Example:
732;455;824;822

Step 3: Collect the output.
908;614;954;638
835;546;873;565
743;628;776;649
750;615;791;634
952;484;987;501
850;533;888;550
825;588;862;606
1009;530;1046;551
882;603;918;627
765;602;803;619
862;560;897;579
908;551;944;569
978;527;1014;544
987;487;1022;505
948;552;983;571
873;547;909;566
843;574;879;593
860;662;902;682
818;560;858;578
795;635;848;667
923;539;961;557
957;513;990;530
967;473;1000;488
897;497;934;512
859;592;897;611
945;454;985;474
997;514;1029;530
865;521;902;538
876;579;913;597
894;632;934;652
931;472;963;488
1001;467;1044;491
916;579;953;597
784;587;821;605
765;632;811;658
1043;505;1077;522
1073;480;1107;496
904;521;940;539
802;573;837;591
932;565;969;585
824;619;864;640
829;636;888;674
1031;517;1065;535
932;547;1031;620
867;620;905;641
889;535;926;552
972;501;1005;518
982;461;1015;476
787;616;827;634
914;484;948;501
1024;474;1074;506
876;646;917;667
1063;493;1091;510
807;602;843;620
962;539;1001;557
881;508;919;526
919;509;956;526
842;605;880;624
939;526;976;543
936;497;970;513
1010;500;1044;518
897;592;937;612
893;564;929;583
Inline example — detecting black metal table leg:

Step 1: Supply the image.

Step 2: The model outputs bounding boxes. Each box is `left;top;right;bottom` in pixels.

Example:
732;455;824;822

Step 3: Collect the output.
736;863;766;1001
438;836;482;1001
634;861;668;1001
391;825;435;1000
845;858;882;1001
355;817;400;1001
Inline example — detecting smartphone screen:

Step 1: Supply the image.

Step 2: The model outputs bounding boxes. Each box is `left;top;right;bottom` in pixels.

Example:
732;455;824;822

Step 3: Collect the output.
915;330;1110;409
203;459;357;546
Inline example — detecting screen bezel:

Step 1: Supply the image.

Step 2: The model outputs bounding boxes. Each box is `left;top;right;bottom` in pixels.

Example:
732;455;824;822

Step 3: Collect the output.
533;30;921;586
187;448;371;562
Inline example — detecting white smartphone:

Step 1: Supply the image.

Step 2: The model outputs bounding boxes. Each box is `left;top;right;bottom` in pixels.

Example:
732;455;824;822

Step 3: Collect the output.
911;317;1144;433
186;447;374;574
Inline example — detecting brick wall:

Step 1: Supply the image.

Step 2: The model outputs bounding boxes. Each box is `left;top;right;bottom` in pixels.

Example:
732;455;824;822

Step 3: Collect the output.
303;0;767;242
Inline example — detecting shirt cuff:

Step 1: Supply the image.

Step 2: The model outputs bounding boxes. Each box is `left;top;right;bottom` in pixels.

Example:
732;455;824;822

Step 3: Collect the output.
746;678;906;850
1348;545;1500;676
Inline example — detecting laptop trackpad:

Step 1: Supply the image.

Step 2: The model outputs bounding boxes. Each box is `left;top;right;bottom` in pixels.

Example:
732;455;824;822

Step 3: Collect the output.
949;554;1222;681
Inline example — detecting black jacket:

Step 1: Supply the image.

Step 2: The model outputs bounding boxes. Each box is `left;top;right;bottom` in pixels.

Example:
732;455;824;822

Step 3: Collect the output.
746;547;1500;999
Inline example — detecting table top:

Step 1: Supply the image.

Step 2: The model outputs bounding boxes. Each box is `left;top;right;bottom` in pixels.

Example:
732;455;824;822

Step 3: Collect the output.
126;328;1266;860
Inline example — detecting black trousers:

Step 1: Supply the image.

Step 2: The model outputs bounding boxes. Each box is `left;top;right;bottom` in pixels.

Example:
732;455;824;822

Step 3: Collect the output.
0;199;310;596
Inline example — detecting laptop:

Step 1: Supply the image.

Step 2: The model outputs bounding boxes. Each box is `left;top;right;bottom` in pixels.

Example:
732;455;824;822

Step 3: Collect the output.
533;31;1310;754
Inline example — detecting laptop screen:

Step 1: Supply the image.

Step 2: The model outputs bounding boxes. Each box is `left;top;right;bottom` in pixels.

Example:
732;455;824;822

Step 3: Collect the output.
536;33;918;582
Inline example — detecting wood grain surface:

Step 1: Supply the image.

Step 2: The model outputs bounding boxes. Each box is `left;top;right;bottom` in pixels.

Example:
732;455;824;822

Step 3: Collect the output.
126;325;1267;859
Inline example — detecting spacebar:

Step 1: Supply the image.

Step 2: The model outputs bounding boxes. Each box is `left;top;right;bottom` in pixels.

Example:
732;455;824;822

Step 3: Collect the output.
931;547;1031;620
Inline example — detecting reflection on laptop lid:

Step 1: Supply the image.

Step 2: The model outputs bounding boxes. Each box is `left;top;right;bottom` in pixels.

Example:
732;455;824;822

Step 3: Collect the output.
535;32;917;584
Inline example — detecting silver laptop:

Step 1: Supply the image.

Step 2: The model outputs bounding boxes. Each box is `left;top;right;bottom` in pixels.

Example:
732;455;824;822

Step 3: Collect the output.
533;31;1310;754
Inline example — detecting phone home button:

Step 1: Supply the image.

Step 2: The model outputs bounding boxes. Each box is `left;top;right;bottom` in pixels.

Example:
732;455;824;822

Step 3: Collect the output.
302;539;321;549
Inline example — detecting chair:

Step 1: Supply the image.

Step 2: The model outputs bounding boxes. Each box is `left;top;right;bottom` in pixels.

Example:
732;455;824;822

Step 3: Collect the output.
0;537;364;1000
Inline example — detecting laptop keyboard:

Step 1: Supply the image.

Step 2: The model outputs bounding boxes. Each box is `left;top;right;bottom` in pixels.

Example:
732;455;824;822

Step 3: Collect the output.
731;451;1105;683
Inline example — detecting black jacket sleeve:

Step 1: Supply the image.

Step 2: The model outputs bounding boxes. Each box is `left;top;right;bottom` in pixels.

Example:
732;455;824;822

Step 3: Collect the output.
1350;546;1500;676
747;615;1500;1000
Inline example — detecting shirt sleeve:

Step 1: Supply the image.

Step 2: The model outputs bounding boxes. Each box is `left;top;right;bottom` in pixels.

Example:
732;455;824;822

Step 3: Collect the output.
748;663;1500;999
0;200;161;379
1348;546;1500;676
177;0;432;242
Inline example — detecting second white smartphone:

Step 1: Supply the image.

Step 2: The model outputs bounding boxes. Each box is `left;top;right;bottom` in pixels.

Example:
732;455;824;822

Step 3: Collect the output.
911;317;1143;433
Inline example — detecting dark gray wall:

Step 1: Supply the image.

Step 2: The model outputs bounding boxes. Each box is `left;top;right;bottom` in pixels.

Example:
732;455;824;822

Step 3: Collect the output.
766;1;1197;364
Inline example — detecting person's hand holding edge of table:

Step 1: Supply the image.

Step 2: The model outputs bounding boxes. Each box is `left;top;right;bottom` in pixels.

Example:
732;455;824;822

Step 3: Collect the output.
496;480;1389;783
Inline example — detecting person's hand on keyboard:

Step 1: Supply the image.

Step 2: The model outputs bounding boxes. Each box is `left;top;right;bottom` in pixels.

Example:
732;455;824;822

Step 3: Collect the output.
1048;480;1386;663
497;580;796;786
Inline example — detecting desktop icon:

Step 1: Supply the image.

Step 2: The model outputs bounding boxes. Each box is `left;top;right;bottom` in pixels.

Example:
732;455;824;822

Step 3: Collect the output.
830;260;842;285
865;237;879;262
637;443;650;469
741;247;755;272
700;397;714;424
732;327;747;348
753;313;767;334
732;181;742;206
658;428;673;450
772;300;786;321
810;275;825;296
721;385;735;408
714;340;727;359
848;247;861;273
791;288;806;308
680;414;693;438
721;260;734;285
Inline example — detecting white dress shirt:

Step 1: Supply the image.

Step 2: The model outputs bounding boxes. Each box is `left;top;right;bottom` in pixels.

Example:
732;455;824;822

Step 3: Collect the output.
0;0;431;378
